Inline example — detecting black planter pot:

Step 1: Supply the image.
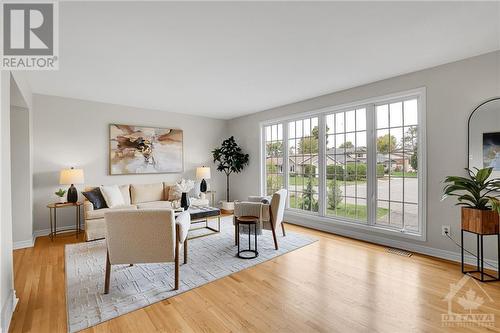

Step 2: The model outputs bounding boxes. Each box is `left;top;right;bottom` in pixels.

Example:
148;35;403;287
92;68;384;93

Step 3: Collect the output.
181;192;190;210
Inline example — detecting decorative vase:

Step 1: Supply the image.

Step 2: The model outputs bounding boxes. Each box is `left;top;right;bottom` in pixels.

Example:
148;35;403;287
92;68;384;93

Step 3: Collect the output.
181;192;190;210
58;196;65;204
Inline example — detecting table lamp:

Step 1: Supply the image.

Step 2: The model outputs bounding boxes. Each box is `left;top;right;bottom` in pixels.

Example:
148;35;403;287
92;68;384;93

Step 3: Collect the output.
59;167;84;203
196;166;211;193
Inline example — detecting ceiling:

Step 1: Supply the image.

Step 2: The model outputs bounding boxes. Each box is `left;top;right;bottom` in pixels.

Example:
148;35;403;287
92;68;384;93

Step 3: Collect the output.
26;1;500;119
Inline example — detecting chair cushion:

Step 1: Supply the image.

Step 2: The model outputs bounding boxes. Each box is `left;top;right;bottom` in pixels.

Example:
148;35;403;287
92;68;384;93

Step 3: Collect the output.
85;205;137;220
131;183;164;204
82;187;108;210
136;201;173;209
100;185;126;208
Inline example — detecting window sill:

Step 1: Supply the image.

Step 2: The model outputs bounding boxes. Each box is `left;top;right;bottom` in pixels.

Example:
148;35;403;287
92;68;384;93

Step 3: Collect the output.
284;209;426;242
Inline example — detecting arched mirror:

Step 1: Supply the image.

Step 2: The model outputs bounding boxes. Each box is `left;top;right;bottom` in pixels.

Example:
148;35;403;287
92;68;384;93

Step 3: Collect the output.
468;98;500;177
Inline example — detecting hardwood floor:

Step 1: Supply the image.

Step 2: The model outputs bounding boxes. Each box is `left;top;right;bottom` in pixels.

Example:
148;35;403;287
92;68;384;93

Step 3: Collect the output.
10;220;500;332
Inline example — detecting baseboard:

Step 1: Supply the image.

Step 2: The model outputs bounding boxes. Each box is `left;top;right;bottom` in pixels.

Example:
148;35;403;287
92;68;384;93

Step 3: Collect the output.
33;224;84;238
12;236;34;250
285;214;499;268
1;290;17;333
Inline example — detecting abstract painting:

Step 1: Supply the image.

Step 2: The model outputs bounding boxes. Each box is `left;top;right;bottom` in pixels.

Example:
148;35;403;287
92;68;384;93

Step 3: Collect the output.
109;124;183;175
483;132;500;171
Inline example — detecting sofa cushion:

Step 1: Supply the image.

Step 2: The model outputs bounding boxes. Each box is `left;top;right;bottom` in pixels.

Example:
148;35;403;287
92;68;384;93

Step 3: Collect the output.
85;205;137;220
82;187;108;210
131;183;164;204
163;183;175;201
100;185;126;208
120;184;131;205
136;201;174;209
168;184;182;201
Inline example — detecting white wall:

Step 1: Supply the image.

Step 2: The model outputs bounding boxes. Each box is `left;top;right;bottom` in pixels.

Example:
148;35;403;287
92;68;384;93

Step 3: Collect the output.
0;72;14;333
32;94;228;233
10;106;33;247
1;72;31;333
228;51;500;262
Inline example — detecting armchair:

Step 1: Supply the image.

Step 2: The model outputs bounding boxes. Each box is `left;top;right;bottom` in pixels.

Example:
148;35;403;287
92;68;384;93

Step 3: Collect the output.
103;209;191;293
234;189;287;250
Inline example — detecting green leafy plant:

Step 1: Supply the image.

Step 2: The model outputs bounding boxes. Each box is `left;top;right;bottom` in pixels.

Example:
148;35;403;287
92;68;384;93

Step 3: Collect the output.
55;188;67;198
442;167;500;210
212;136;249;202
490;197;500;214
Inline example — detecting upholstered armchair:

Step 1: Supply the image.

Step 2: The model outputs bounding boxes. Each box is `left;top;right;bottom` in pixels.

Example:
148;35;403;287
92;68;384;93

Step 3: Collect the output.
103;209;191;293
234;189;287;250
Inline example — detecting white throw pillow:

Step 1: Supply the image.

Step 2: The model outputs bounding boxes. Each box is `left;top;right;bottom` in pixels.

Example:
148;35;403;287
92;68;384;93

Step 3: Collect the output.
100;185;126;208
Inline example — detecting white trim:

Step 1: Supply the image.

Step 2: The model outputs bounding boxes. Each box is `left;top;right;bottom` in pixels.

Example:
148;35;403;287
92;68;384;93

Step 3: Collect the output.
1;289;17;333
284;213;498;268
12;236;34;250
259;87;426;126
286;210;423;241
33;224;83;238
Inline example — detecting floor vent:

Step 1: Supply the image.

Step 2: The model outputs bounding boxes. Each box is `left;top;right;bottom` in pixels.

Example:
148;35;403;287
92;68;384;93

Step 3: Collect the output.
386;247;413;257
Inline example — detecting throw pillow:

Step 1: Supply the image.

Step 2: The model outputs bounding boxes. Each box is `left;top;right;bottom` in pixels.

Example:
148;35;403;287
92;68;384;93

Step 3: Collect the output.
168;184;182;201
100;185;126;208
82;187;108;210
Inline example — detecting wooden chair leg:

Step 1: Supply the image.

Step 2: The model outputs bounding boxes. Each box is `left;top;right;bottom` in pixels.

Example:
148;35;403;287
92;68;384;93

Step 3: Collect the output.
281;222;286;237
269;207;278;250
104;251;111;294
183;239;188;265
175;225;180;290
271;226;279;250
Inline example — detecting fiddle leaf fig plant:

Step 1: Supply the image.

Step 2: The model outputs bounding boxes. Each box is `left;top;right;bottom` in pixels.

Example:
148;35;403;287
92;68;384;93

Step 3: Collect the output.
55;188;67;198
212;136;249;202
441;167;500;210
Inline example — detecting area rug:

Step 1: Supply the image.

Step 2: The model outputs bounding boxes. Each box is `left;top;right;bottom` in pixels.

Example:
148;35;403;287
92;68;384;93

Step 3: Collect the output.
65;220;316;332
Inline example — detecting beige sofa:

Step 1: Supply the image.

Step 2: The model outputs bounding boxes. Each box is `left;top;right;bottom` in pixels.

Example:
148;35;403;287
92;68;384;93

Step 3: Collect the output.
83;182;208;241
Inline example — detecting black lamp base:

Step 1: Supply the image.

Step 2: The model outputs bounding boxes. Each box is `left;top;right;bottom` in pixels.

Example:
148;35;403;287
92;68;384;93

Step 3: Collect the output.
67;184;78;203
200;179;207;193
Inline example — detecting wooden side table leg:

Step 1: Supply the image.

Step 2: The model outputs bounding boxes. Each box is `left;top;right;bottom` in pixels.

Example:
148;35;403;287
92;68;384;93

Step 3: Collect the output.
49;208;53;241
54;207;57;240
76;205;79;238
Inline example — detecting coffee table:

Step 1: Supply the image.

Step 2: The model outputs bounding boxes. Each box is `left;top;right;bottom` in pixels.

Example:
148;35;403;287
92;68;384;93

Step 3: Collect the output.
175;206;221;240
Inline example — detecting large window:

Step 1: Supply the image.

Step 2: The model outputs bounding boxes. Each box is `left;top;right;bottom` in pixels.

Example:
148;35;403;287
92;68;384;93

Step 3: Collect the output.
264;124;284;195
326;108;367;222
375;99;419;232
288;117;319;213
261;89;425;238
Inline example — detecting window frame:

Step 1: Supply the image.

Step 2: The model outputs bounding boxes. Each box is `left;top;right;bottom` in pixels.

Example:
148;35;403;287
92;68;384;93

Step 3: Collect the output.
260;87;426;241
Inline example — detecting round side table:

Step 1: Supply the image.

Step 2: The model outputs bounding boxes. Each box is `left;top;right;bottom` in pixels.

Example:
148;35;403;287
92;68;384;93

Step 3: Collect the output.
47;202;83;241
235;216;259;259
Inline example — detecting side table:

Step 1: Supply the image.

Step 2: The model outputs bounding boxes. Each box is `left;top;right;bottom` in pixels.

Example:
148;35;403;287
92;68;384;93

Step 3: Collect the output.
47;202;83;241
461;229;500;282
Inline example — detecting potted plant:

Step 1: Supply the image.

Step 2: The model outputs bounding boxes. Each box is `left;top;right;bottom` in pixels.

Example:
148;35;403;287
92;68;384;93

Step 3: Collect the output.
442;167;500;234
55;188;67;204
212;136;249;213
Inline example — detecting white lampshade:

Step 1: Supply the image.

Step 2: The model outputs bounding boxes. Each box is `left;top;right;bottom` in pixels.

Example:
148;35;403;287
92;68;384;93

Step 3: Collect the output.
196;166;211;180
59;168;84;185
